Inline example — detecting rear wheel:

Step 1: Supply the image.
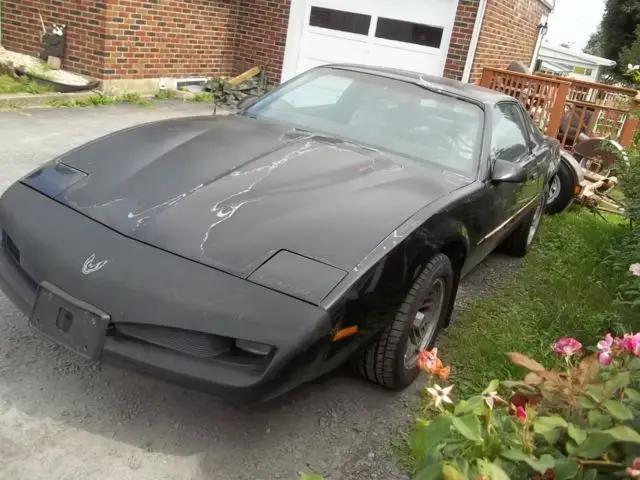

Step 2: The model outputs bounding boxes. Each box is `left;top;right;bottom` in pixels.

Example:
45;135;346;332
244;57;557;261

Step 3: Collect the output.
351;253;455;389
499;187;547;258
545;161;575;214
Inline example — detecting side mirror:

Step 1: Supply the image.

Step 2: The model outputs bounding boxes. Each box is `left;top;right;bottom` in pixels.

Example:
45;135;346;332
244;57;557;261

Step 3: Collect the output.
237;95;259;111
491;158;527;183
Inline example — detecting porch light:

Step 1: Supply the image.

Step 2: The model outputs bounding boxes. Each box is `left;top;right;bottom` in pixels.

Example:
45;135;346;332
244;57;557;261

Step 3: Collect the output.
538;19;549;37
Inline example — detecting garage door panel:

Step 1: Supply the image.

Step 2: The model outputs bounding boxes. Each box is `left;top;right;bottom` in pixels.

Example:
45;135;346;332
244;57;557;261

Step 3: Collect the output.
309;0;374;15
367;45;443;75
284;0;458;79
370;0;456;26
301;31;369;69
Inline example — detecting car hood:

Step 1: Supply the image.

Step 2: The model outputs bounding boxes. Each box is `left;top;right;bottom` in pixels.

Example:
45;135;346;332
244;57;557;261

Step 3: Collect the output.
24;115;472;278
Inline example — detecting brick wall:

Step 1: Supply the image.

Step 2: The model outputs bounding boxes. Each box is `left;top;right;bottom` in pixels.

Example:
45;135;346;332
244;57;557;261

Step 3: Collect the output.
233;0;291;83
1;0;108;78
470;0;550;83
101;0;237;80
444;0;480;81
1;0;238;80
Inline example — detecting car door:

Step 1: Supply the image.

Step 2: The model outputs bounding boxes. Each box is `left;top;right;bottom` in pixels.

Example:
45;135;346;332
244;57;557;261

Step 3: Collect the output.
516;101;552;186
491;102;541;221
467;102;541;263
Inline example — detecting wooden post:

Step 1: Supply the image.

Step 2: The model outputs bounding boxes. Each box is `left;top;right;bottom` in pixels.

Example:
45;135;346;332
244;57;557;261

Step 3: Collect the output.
619;91;640;147
547;82;569;139
479;68;494;89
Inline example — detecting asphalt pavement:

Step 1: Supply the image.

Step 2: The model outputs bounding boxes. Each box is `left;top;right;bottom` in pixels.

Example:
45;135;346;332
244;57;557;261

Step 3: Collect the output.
0;101;523;480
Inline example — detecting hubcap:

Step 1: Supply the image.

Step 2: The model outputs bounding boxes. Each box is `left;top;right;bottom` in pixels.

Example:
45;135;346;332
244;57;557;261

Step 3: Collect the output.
527;194;545;247
404;278;445;368
547;175;560;205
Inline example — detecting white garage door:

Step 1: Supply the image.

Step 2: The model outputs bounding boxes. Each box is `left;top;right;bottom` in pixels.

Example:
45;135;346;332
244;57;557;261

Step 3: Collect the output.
281;0;459;81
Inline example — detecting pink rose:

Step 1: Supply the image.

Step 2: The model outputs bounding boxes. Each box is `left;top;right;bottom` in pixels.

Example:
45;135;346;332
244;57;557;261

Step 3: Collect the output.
627;458;640;478
598;350;613;365
597;333;614;351
621;333;640;357
597;333;615;365
553;337;582;357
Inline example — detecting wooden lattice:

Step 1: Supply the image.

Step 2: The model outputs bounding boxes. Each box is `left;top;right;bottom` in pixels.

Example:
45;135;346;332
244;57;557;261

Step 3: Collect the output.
480;68;640;150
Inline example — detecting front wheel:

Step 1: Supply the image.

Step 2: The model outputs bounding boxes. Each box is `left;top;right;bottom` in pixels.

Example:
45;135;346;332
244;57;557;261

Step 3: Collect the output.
545;161;575;215
351;253;455;389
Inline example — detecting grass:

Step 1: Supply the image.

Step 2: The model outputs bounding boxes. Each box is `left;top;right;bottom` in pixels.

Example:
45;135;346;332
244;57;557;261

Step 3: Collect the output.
153;88;178;100
1;81;206;109
47;92;152;108
438;207;637;399
187;91;214;103
0;74;52;94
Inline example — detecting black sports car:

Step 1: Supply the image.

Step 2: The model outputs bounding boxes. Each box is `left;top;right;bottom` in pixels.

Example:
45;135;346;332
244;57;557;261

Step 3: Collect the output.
0;64;560;403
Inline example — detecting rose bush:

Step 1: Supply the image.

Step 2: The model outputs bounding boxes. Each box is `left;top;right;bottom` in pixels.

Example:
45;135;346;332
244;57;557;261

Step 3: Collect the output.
409;333;640;480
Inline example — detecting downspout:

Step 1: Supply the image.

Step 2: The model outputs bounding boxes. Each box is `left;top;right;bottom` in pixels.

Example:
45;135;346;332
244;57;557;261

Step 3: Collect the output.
461;0;488;83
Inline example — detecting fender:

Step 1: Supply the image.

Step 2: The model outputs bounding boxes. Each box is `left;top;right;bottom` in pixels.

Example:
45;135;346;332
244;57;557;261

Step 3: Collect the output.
321;184;477;309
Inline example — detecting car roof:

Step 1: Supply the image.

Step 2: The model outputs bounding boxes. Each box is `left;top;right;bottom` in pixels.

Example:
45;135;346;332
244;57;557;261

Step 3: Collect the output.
319;63;516;106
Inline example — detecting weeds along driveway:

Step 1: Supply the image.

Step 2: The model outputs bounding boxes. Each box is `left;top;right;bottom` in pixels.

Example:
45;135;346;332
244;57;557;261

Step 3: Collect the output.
0;102;525;480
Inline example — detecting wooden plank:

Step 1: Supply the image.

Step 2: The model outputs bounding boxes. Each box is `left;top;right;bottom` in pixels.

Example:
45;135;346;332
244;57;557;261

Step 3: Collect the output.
482;67;572;85
227;67;261;87
619;93;640;146
570;99;628;114
620;115;640;146
548;82;569;139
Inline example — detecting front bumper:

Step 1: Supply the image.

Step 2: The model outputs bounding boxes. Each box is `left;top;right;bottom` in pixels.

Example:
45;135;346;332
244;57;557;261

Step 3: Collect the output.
0;183;333;403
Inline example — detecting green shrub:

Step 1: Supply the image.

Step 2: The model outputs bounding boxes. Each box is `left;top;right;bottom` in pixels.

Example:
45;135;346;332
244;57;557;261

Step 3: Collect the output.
409;338;640;480
609;142;640;311
620;145;640;223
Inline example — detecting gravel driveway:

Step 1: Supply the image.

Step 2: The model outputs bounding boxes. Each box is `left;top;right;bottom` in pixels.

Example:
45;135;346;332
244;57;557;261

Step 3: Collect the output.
0;102;523;480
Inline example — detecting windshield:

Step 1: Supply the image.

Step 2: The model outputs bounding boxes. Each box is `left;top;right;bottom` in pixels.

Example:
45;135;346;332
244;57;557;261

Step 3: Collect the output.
245;67;484;176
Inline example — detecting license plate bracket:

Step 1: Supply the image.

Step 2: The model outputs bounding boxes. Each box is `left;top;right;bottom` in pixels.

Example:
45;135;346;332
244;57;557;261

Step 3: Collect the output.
28;281;110;361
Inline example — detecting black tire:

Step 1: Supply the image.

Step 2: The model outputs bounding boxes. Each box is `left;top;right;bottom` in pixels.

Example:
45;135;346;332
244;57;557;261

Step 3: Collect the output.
545;161;575;215
499;188;547;258
351;253;455;389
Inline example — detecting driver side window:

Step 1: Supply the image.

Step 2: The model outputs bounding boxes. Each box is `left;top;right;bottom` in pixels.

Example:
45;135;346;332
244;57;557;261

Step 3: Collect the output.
491;103;531;162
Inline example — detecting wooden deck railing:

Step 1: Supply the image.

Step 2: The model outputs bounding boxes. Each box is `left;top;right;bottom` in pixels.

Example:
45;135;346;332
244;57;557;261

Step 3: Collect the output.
480;68;640;150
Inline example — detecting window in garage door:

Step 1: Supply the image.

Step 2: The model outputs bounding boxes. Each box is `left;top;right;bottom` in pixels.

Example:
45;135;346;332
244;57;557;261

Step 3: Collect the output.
309;7;371;35
375;18;444;48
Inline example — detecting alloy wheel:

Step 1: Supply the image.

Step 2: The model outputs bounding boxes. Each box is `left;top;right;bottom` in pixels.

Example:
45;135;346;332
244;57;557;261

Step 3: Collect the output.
403;278;445;369
547;174;561;205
